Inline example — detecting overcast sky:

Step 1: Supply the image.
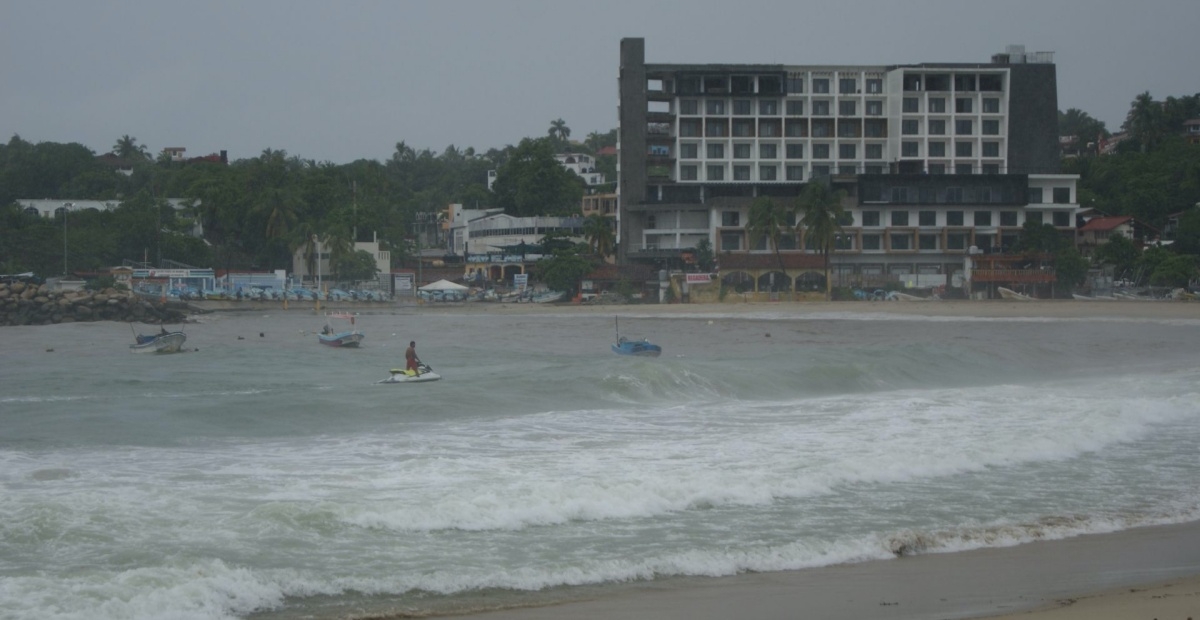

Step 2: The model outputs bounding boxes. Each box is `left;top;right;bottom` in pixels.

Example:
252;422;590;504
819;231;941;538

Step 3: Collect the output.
3;0;1197;164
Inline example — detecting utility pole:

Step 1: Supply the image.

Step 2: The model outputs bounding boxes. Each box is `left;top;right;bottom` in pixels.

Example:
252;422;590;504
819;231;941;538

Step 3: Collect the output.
61;203;69;276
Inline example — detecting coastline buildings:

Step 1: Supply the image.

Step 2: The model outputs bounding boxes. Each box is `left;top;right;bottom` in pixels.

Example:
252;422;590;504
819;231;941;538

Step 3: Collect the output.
617;39;1079;294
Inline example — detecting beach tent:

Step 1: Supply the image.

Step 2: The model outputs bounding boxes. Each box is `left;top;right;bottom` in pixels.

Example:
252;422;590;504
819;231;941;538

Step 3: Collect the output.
418;279;469;292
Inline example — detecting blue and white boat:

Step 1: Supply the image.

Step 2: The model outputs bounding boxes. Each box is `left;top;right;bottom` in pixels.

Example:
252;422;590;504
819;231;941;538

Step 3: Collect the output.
611;317;661;357
317;313;364;347
129;327;187;354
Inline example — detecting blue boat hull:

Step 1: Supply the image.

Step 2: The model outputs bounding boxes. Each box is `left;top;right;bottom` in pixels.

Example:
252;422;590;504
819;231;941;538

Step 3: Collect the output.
318;331;364;347
611;341;662;357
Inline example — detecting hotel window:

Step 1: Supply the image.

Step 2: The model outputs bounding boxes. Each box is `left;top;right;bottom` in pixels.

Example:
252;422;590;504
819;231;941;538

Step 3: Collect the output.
786;165;804;180
760;122;779;137
812;164;831;177
945;233;966;250
707;165;724;180
865;100;883;116
956;163;973;175
928;163;946;174
680;120;701;137
1026;211;1043;224
861;210;880;226
760;165;777;181
929;97;946;113
812;120;831;137
813;100;830;116
865;120;886;138
839;78;857;94
956;98;973;113
902;119;920;135
813;144;830;159
733;165;751;181
1028;188;1043;203
839;144;856;159
680;100;699;115
866;78;882;93
902;141;919;157
955;142;973;157
838;123;858;138
785;143;805;159
892;211;909;226
786;74;805;94
785;120;806;137
919;234;938;250
974;210;992;226
865;144;883;159
839;100;857;116
982;163;1000;174
707;143;725;159
890;233;912;250
982;98;1000;113
757;143;775;159
813;78;830;93
722;211;740;226
759;100;779;115
982;141;1000;157
947;210;964;225
733;99;752;115
720;231;742;251
903;97;919;113
786;100;804;115
929;141;946;157
680;143;698;159
1053;211;1070;226
733;120;754;137
1000;211;1018;226
982;119;1000;135
680;165;698;180
919;210;936;226
706;99;726;115
733;143;751;159
862;234;882;250
929;119;946;135
955;119;973;135
946;188;964;203
1053;187;1072;204
706;120;726;136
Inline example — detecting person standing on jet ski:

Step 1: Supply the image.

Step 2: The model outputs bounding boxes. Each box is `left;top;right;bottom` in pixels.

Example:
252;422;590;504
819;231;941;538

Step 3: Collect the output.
405;341;420;375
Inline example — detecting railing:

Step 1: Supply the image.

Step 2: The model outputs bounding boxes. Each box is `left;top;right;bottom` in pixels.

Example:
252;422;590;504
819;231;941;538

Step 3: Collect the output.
970;269;1056;283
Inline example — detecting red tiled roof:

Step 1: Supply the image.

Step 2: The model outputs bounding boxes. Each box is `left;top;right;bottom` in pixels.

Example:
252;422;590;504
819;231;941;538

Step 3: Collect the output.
1078;215;1132;232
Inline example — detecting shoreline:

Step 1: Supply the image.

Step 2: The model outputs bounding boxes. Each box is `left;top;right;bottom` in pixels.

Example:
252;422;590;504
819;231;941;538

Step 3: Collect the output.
458;520;1200;620
187;298;1200;322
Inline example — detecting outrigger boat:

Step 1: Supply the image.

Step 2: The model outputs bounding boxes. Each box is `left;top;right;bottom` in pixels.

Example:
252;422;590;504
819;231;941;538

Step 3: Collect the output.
318;312;364;347
129;326;187;354
611;316;662;357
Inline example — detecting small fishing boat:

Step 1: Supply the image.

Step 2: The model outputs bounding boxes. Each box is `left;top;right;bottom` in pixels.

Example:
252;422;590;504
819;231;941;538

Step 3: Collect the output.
318;313;364;347
531;290;565;304
997;287;1035;301
611;316;662;357
129;327;187;354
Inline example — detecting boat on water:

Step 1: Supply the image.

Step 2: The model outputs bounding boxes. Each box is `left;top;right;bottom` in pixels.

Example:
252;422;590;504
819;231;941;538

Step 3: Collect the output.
378;362;441;383
997;287;1035;301
611;316;662;357
318;313;364;347
129;328;187;354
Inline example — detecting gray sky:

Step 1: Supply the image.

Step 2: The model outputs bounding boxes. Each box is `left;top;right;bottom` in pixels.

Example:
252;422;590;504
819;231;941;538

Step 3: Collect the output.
3;0;1197;164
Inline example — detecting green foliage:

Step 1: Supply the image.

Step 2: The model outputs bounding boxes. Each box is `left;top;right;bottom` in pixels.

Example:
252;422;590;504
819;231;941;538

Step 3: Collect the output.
334;249;379;285
84;275;119;291
582;213;615;258
1058;108;1108;154
490;138;584;217
694;238;715;272
533;250;595;295
797;181;847;299
1148;255;1197;287
1062;137;1200;229
614;278;635;298
1092;235;1140;276
746;196;793;280
1054;247;1090;290
1012;221;1068;254
1173;209;1200;255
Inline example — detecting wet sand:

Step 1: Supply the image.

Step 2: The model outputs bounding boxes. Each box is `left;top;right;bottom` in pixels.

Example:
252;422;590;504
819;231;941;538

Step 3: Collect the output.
461;521;1200;620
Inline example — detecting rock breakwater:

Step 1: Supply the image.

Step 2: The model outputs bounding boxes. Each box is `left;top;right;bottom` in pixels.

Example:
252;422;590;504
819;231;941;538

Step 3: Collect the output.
0;281;187;327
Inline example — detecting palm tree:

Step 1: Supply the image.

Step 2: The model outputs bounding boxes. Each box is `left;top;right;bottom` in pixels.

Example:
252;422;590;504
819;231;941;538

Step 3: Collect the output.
549;119;571;150
290;222;319;283
322;228;354;283
797;182;847;300
582;213;616;259
1124;92;1163;153
112;135;149;160
744;196;793;289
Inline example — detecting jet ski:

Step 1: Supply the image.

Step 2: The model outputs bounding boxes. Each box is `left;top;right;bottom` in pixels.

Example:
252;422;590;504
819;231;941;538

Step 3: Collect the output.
378;362;441;383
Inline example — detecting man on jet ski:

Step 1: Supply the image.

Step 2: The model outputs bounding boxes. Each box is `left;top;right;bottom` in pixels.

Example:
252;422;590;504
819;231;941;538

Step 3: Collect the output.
405;341;420;375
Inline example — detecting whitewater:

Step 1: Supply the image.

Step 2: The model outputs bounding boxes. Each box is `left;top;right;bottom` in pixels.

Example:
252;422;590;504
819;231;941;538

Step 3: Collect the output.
1;307;1198;620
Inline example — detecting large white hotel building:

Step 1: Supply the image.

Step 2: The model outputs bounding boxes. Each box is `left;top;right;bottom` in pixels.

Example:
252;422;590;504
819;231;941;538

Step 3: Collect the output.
617;38;1079;291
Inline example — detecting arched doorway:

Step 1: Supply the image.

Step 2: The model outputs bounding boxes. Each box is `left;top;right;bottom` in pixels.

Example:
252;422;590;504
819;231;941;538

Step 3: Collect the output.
721;271;754;293
756;271;792;292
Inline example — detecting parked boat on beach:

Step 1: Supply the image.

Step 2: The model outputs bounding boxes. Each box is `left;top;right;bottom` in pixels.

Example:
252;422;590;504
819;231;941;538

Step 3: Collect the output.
998;287;1035;301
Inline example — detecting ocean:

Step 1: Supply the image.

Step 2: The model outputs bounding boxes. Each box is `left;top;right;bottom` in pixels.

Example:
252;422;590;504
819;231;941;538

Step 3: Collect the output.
2;307;1199;620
